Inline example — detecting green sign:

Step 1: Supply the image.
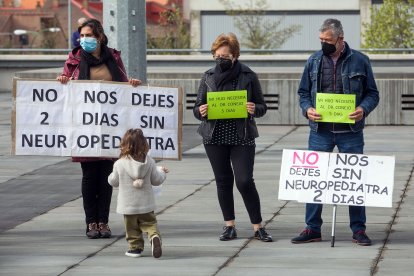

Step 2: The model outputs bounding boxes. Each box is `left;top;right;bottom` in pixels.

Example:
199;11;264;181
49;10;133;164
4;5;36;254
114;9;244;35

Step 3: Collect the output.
315;93;356;124
207;90;248;120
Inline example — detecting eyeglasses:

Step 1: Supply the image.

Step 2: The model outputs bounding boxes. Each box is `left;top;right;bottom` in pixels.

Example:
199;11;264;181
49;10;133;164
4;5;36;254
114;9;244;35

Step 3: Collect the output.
213;54;233;60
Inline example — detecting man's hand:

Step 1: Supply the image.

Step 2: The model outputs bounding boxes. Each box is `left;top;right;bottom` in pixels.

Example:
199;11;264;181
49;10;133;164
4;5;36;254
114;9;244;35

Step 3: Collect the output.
349;106;364;122
306;107;321;121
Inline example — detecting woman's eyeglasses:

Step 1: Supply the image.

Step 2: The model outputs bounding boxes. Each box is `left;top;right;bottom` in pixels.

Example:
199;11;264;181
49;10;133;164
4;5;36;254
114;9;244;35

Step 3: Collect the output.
213;55;233;60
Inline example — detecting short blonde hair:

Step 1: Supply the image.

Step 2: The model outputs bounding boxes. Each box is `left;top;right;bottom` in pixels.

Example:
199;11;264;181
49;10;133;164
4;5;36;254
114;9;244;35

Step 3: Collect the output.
211;33;240;59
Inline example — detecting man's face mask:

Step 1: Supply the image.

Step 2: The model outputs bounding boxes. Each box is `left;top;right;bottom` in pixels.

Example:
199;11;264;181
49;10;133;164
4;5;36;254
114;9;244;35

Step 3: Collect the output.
80;37;98;53
215;57;233;72
321;37;339;56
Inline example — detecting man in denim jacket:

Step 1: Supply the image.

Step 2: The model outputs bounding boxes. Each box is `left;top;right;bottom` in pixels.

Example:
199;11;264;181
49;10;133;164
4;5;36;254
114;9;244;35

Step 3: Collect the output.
292;18;379;246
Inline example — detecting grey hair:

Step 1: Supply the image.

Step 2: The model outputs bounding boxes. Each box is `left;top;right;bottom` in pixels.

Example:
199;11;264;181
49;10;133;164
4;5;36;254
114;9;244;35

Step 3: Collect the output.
77;17;87;26
319;18;344;38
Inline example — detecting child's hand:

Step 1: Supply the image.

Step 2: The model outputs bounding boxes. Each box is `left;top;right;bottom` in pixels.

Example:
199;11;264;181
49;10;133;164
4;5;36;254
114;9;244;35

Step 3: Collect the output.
161;166;169;173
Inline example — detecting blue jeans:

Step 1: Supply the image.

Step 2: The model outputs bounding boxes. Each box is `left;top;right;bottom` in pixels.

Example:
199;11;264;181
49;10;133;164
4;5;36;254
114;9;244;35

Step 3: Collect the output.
305;130;367;234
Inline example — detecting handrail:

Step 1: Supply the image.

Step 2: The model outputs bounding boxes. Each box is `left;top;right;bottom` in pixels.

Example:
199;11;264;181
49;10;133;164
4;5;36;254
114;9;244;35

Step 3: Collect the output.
0;48;413;54
0;48;72;54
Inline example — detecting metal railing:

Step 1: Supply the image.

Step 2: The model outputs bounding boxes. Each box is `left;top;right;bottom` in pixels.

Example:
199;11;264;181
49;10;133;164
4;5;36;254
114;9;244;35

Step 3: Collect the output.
0;48;72;54
0;48;413;55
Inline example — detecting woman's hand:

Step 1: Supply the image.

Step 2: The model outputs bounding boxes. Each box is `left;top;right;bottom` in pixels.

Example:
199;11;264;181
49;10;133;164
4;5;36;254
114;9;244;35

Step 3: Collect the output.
129;78;142;87
57;75;70;84
199;104;208;117
246;102;255;115
161;166;169;173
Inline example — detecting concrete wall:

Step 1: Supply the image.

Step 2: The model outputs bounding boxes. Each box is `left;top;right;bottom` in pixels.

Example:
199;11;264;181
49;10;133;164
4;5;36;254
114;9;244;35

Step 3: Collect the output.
9;56;414;125
148;78;414;126
0;52;414;91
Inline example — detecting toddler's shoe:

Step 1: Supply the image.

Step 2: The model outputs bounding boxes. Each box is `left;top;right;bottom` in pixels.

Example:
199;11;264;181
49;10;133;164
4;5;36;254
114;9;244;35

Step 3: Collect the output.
151;235;162;258
125;248;142;258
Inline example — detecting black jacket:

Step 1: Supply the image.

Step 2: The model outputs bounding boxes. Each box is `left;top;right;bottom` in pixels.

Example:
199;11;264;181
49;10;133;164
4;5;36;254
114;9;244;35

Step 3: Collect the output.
193;62;267;140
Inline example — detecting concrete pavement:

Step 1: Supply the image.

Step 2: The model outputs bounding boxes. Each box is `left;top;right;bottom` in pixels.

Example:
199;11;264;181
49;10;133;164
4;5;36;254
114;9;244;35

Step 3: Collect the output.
0;92;414;275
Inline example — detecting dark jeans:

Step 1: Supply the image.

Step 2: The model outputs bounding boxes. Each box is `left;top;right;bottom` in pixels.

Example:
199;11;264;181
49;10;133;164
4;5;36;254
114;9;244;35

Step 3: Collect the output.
305;130;366;233
81;160;114;225
204;144;262;224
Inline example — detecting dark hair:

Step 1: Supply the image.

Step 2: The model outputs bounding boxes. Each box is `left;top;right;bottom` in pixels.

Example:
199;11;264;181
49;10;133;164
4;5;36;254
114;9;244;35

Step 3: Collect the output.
211;33;240;59
78;18;108;45
119;128;149;162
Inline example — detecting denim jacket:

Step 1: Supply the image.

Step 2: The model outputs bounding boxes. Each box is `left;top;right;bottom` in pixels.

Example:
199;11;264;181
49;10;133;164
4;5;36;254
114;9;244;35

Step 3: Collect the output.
193;62;267;140
298;42;379;132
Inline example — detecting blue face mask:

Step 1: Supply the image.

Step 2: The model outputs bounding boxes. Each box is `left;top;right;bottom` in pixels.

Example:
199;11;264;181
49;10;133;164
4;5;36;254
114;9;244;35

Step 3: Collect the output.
80;37;98;53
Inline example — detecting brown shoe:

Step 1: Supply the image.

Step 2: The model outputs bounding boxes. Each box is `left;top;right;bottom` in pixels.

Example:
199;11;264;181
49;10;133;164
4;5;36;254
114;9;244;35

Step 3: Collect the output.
98;222;112;238
86;223;100;239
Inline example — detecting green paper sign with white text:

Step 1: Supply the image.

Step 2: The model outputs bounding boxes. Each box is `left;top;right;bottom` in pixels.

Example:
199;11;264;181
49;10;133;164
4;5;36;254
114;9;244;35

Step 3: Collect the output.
207;90;248;120
316;93;356;124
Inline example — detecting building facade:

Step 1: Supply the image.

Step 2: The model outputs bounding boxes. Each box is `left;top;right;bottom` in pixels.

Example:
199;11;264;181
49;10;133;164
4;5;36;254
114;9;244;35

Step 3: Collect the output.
185;0;379;50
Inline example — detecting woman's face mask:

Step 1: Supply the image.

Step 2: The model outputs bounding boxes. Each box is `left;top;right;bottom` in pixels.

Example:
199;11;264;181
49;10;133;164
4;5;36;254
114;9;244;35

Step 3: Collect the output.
80;37;98;53
215;57;233;72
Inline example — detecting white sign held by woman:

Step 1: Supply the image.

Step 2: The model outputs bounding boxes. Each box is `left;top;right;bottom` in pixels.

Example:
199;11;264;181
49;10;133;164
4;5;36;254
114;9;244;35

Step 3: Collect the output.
12;79;183;160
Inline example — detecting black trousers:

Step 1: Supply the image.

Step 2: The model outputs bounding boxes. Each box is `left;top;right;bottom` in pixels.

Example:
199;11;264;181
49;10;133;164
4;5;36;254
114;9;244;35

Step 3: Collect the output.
80;160;114;224
204;144;262;224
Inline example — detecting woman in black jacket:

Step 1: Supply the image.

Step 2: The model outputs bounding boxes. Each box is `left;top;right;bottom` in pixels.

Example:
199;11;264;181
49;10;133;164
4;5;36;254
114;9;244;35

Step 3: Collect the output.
193;33;272;242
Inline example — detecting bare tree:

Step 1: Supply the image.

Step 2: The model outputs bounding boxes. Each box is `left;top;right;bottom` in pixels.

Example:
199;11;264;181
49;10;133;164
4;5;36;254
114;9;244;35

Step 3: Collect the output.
220;0;301;49
147;5;191;52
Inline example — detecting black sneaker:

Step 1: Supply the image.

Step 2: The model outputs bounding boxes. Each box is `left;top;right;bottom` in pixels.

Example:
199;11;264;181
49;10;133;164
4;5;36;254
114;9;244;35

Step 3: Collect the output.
254;227;273;242
291;229;322;244
151;235;162;258
86;223;100;239
352;230;372;246
219;226;237;241
125;248;142;258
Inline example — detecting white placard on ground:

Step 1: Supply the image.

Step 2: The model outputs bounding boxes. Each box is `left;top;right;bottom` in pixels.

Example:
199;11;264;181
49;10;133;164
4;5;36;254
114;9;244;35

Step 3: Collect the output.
278;149;395;207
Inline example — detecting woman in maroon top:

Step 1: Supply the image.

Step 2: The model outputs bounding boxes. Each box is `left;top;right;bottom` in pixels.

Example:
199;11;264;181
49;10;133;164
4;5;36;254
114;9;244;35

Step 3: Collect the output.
57;19;141;239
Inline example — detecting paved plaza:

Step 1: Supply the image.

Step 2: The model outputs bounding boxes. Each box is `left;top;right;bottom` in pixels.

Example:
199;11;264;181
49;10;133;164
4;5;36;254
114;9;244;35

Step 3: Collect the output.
0;92;413;276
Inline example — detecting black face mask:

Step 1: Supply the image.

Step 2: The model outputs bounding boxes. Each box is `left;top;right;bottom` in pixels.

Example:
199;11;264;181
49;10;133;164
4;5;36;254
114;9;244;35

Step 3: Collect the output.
216;58;233;72
321;40;338;56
